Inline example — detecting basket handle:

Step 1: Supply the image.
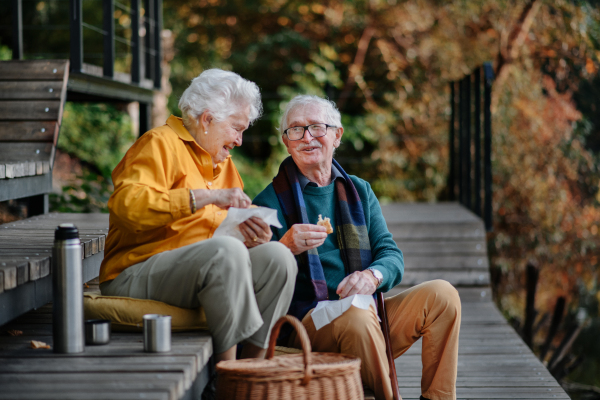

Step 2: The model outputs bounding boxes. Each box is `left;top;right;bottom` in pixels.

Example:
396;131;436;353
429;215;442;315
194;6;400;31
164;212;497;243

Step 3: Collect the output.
266;315;313;385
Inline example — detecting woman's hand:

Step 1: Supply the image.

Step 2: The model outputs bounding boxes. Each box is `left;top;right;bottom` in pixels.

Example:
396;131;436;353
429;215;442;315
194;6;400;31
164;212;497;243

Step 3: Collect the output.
192;188;251;210
240;217;272;248
336;270;378;299
279;224;328;255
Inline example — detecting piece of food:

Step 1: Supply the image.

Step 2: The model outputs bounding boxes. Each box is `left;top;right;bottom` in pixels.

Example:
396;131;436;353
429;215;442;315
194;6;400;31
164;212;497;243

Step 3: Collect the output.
30;340;51;349
317;214;333;234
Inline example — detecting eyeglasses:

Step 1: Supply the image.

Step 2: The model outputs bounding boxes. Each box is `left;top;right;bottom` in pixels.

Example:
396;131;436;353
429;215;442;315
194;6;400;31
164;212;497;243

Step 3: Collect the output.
283;123;337;141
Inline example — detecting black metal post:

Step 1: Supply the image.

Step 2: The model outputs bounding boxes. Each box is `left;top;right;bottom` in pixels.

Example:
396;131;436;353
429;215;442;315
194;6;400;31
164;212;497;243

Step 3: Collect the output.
474;67;482;217
11;0;23;60
463;74;471;210
448;82;456;201
103;0;115;78
144;0;155;82
139;102;151;137
131;0;141;84
69;0;83;73
153;0;162;89
483;62;494;231
458;78;464;204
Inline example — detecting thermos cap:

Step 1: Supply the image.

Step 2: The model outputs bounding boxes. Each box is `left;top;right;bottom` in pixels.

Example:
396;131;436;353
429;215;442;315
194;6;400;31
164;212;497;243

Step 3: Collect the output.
55;223;79;240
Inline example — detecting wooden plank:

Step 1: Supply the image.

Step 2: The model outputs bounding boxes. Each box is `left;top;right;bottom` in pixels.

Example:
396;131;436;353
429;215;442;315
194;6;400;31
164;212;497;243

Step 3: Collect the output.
0;60;68;81
0;81;64;100
396;270;490;286
396;239;487;255
404;254;489;269
0;143;53;163
0;263;17;291
0;101;61;121
0;121;56;143
388;222;486;239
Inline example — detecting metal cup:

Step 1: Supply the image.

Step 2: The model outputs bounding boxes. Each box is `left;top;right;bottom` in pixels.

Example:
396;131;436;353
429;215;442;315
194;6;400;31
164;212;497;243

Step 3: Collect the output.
85;319;111;345
143;314;171;352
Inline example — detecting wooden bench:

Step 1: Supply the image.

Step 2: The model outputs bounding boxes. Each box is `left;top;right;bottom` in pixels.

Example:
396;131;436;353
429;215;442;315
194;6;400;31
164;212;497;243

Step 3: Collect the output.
0;60;69;209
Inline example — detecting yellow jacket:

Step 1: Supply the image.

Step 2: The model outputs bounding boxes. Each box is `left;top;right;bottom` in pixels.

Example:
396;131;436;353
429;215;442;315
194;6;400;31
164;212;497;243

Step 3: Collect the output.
99;115;243;283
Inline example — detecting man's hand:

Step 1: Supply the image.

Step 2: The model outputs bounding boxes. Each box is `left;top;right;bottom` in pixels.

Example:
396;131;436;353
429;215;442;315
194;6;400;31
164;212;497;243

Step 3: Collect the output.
192;188;251;210
279;224;328;255
240;217;272;248
336;270;378;299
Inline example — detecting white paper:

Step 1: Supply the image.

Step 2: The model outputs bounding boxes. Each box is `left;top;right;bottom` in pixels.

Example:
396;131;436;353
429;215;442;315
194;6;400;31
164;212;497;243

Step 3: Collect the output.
311;294;379;330
212;206;282;242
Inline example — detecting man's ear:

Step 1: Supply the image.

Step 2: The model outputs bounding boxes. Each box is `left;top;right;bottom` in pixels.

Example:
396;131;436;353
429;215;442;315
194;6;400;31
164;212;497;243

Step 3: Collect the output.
333;127;344;148
282;134;290;151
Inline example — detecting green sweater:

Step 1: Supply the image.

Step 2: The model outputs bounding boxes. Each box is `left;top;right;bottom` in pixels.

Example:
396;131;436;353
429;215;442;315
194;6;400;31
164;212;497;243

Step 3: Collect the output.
253;175;404;300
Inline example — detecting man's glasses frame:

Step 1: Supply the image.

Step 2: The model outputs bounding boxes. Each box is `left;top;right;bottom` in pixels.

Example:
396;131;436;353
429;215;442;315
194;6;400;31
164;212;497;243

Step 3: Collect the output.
283;123;338;141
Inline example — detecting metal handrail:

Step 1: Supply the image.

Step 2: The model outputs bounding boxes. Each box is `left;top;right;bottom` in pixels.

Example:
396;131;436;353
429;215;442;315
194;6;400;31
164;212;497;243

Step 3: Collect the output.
9;0;161;90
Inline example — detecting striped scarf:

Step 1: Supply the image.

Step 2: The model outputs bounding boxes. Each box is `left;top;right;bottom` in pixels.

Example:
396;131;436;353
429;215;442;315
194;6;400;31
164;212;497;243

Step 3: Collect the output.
272;156;372;320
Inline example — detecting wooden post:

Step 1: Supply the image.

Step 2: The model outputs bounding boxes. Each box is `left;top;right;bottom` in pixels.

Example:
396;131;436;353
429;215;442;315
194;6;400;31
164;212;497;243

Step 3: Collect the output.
69;0;83;73
539;297;566;361
474;67;482;217
448;82;456;201
11;0;23;60
103;0;115;79
131;0;141;84
483;62;494;231
523;262;539;347
153;0;162;89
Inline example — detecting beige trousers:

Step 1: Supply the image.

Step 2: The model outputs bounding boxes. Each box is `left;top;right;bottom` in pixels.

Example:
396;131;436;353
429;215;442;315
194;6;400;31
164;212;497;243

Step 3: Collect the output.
101;236;297;354
293;280;461;400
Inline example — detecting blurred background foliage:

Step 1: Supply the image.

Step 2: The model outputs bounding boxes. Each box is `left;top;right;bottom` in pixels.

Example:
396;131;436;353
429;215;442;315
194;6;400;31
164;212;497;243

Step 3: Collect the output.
5;0;598;394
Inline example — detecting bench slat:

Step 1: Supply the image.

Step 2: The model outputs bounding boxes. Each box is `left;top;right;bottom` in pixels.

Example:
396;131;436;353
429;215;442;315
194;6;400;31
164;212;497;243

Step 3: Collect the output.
0;101;61;121
0;142;53;163
0;81;64;100
0;121;57;142
0;60;68;81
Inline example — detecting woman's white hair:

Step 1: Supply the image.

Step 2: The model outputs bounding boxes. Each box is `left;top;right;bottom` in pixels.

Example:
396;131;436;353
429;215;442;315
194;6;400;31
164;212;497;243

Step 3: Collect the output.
178;69;263;130
279;95;342;135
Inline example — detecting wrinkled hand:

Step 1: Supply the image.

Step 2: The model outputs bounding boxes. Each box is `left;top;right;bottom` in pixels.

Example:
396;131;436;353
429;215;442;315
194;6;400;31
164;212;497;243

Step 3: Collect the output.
210;188;251;209
336;270;378;299
279;224;328;255
240;217;272;248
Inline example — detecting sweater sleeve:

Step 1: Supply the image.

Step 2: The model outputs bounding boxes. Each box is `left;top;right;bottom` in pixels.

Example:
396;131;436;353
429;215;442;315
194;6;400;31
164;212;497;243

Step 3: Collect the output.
252;184;289;241
353;177;404;292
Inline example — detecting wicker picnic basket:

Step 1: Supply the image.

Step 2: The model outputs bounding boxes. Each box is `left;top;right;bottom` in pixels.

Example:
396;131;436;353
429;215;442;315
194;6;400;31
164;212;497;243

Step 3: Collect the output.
216;315;364;400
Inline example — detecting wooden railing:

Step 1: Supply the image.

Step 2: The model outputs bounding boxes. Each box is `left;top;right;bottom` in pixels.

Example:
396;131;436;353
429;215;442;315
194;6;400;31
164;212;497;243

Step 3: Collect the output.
448;63;494;231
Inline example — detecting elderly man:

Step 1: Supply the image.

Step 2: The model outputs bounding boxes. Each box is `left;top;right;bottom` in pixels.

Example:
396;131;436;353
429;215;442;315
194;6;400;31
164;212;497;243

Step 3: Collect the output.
252;95;461;400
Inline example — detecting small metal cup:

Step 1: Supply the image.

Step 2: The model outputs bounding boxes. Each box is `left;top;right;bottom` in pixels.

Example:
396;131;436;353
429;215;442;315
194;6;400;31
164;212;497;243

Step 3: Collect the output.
85;319;111;345
143;314;171;353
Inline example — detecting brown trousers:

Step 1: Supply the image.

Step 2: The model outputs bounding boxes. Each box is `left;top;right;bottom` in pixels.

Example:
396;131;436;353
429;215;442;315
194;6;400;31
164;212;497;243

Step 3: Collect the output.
293;280;461;400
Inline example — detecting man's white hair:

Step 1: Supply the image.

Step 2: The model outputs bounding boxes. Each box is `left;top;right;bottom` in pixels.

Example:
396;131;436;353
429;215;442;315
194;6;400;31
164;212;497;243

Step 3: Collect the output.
178;69;263;130
279;95;342;135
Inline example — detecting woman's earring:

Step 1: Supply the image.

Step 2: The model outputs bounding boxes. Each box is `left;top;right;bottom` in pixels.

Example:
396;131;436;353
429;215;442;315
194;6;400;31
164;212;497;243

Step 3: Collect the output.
204;130;208;135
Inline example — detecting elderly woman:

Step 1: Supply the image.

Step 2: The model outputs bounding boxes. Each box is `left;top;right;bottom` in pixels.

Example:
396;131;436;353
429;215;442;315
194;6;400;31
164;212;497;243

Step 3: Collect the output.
254;95;461;400
98;69;297;363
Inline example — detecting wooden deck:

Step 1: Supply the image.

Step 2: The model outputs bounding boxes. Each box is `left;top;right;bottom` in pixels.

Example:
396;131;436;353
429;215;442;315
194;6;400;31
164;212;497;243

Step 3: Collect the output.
0;203;571;399
381;203;570;400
